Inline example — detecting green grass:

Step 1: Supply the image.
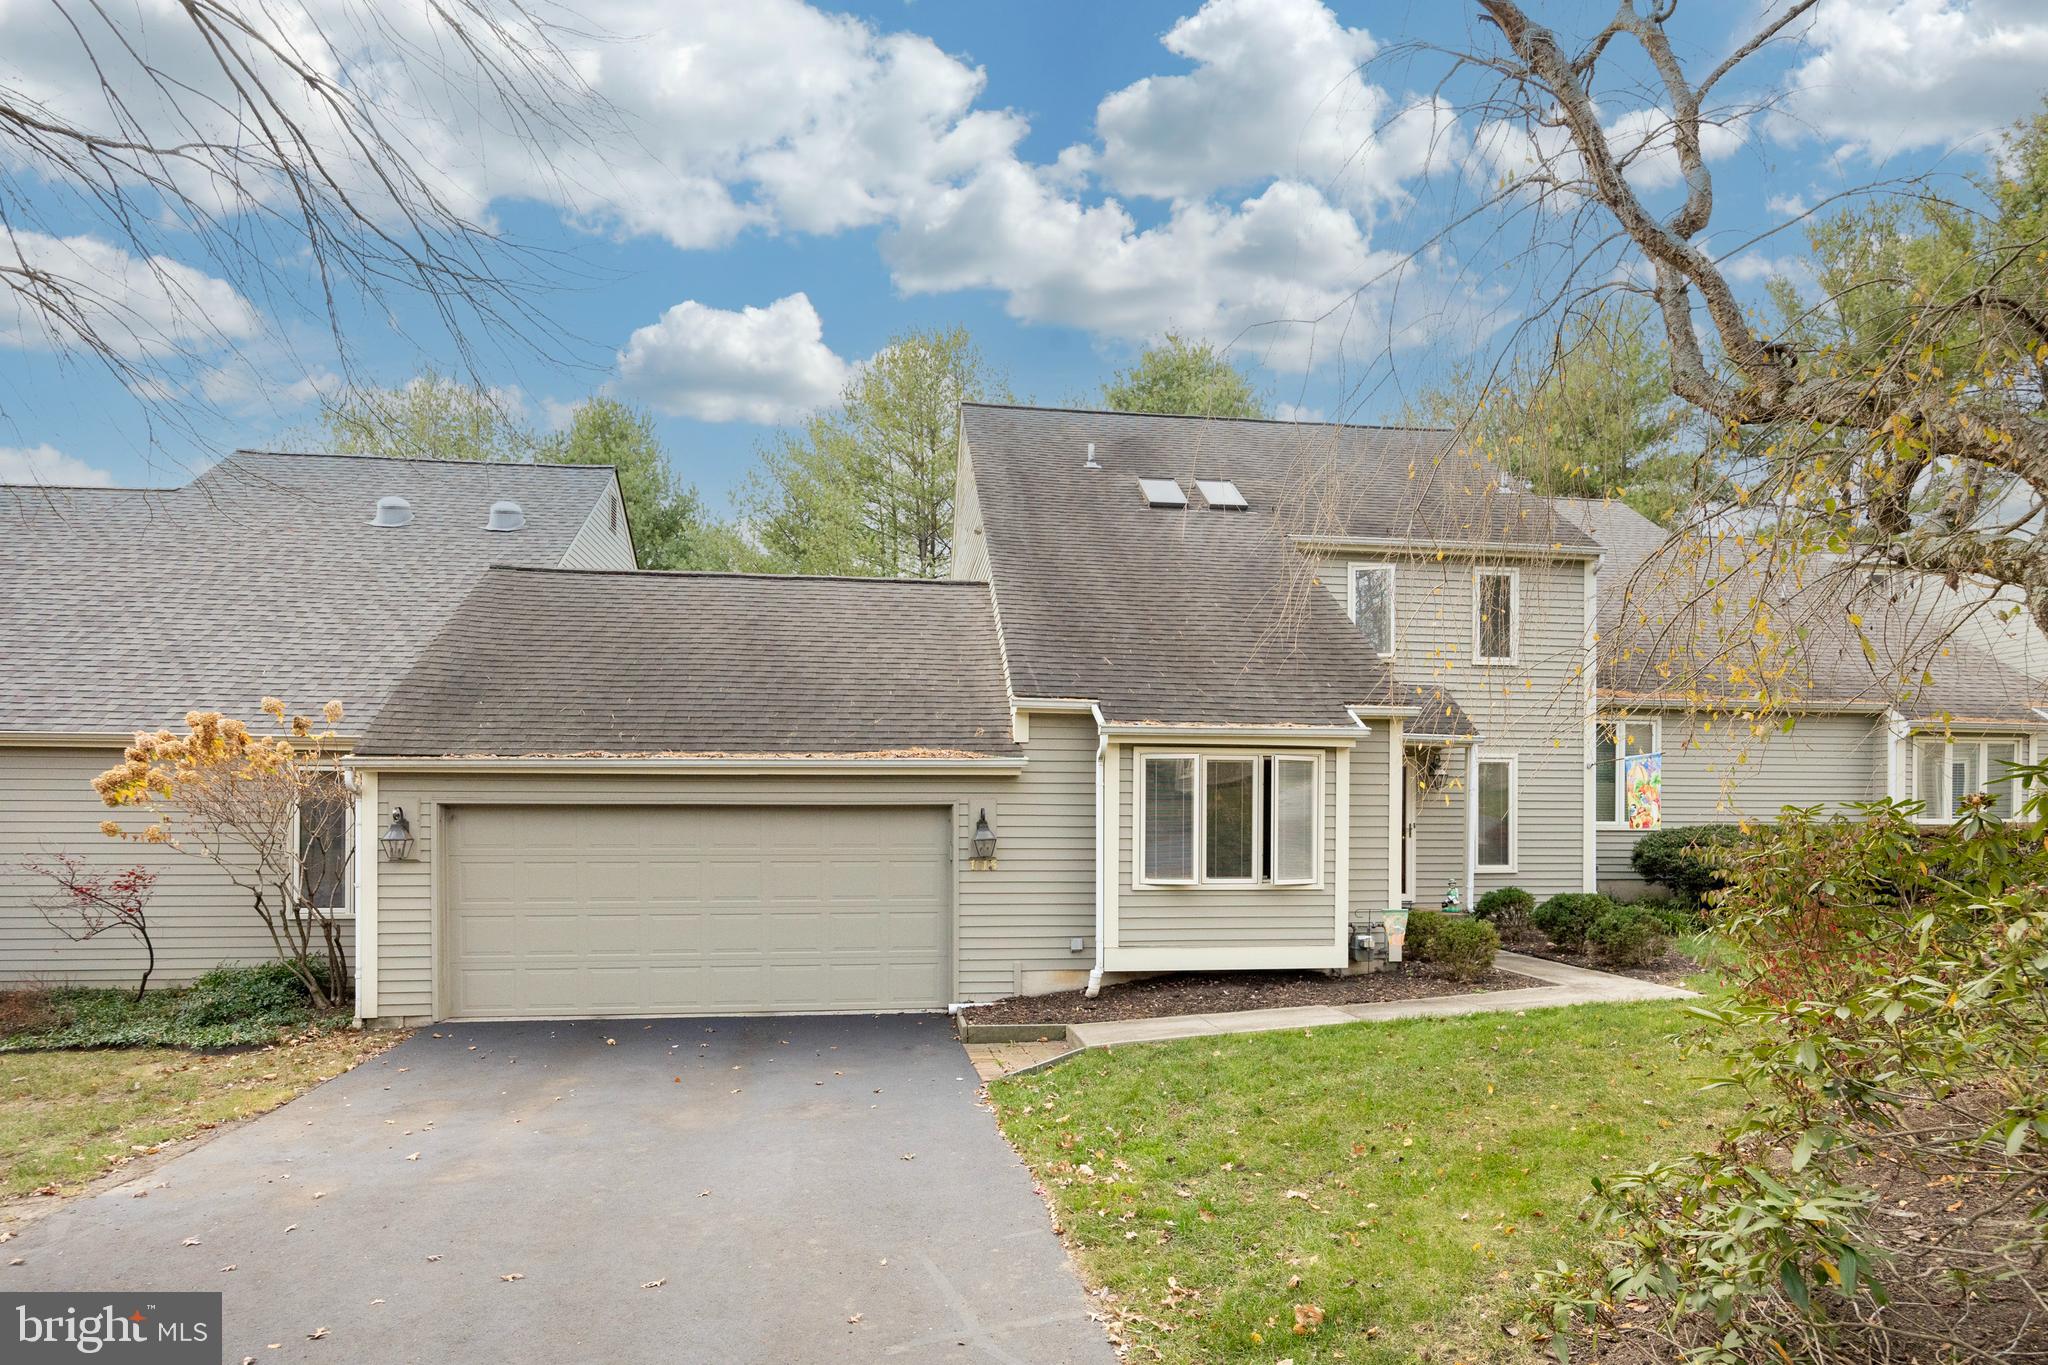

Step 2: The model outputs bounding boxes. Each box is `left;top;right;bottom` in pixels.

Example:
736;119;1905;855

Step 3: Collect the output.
992;1000;1740;1365
0;1030;397;1199
0;963;341;1051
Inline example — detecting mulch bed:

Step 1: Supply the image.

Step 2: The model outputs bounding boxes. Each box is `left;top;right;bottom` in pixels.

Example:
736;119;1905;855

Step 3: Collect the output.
965;963;1539;1025
1506;937;1703;987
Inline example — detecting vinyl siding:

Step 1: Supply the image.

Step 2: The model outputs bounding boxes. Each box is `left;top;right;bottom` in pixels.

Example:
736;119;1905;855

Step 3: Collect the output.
0;746;284;986
1349;725;1395;920
365;711;1097;1018
1318;552;1594;904
950;437;992;582
1112;744;1343;956
556;483;636;569
1594;712;1886;895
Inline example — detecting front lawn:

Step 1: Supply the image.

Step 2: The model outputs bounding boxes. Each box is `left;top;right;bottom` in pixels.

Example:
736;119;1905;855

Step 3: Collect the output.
0;1029;398;1201
992;1000;1739;1365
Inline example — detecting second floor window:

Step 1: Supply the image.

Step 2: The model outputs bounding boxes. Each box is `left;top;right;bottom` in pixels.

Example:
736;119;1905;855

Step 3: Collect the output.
1351;564;1395;656
1476;569;1517;663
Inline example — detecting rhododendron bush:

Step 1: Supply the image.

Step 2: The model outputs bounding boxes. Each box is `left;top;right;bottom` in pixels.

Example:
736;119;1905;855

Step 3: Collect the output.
1540;772;2048;1362
94;699;353;1007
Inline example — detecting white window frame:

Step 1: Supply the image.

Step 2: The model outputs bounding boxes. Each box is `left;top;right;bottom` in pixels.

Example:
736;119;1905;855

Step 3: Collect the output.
1594;717;1662;829
1348;562;1397;659
1473;753;1518;873
1132;749;1324;891
1913;735;2028;822
1473;567;1520;665
292;780;354;916
1268;755;1321;887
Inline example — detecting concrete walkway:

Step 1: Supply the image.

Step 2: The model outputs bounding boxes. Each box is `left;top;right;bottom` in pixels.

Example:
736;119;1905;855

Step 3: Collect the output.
1063;952;1695;1049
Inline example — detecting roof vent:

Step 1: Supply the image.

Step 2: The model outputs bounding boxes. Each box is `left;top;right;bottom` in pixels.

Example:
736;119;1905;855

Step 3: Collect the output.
1085;442;1100;470
369;495;413;528
1138;477;1187;508
484;499;525;533
1196;478;1248;510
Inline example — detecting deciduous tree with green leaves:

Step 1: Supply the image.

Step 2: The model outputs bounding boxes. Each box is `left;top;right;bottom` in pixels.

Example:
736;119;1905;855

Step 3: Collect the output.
1100;332;1268;418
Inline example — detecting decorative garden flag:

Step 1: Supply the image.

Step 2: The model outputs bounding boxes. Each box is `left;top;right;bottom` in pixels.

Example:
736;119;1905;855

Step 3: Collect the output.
1623;751;1662;829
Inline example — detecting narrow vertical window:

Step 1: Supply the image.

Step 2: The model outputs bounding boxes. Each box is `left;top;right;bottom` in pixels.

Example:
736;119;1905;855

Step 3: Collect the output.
1594;724;1618;823
1475;756;1515;870
298;775;349;910
1987;740;2021;816
1142;755;1197;882
1270;757;1317;883
1476;569;1517;662
1203;757;1257;881
1351;564;1395;657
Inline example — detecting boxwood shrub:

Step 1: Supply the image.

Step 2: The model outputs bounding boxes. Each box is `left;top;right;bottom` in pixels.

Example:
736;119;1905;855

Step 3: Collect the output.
1473;886;1535;935
1531;892;1616;952
1629;824;1743;905
1587;903;1673;968
1425;917;1500;982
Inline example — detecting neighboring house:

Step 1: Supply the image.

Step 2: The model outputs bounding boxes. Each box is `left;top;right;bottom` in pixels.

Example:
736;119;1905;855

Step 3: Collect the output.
1555;498;2048;897
347;404;1601;1024
0;452;632;987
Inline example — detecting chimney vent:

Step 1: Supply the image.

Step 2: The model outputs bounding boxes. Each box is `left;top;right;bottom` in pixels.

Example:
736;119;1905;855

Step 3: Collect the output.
484;500;526;533
1084;442;1100;470
369;495;413;528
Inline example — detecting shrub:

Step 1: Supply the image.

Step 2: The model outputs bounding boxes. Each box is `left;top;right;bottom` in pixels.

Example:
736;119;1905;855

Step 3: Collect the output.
0;960;336;1051
1402;908;1449;962
1627;893;1700;936
1424;917;1499;982
1586;904;1672;968
175;961;319;1028
1629;824;1742;905
1473;886;1535;935
1531;892;1615;952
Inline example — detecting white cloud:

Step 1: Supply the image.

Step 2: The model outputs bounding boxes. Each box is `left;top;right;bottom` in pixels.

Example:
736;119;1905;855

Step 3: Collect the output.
1468;106;1745;205
1779;0;2048;158
616;292;851;424
1766;193;1811;218
0;443;116;487
1071;0;1447;213
0;232;259;359
1274;402;1326;423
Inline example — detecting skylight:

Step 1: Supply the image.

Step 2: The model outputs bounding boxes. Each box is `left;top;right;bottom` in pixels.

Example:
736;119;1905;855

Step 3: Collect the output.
1195;479;1248;510
1138;477;1187;508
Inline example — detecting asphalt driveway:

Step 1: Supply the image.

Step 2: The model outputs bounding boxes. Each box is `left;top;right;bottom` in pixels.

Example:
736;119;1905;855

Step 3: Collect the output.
5;1015;1113;1364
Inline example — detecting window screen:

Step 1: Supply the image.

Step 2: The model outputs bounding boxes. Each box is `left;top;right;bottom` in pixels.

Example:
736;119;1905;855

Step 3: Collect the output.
1353;565;1394;656
1476;758;1514;869
1477;572;1515;661
1204;758;1257;881
1271;758;1317;883
299;776;349;910
1142;755;1197;881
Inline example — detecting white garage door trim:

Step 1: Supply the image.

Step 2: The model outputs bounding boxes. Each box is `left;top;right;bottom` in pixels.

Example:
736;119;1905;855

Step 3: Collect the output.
433;800;960;1020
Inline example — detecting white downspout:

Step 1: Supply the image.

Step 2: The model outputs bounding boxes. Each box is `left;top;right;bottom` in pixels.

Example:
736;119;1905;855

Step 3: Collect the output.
1086;705;1109;997
1464;745;1479;908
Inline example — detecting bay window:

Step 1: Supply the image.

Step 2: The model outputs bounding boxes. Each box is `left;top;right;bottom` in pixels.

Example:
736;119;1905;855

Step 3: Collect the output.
1138;752;1321;887
1594;719;1659;826
1914;736;2029;821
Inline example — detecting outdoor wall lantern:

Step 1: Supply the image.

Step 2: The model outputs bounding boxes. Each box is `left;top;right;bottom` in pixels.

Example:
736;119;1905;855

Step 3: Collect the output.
380;806;416;861
972;809;997;862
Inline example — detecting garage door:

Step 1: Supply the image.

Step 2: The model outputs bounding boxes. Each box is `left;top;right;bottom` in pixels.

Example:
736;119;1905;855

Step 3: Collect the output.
444;805;951;1019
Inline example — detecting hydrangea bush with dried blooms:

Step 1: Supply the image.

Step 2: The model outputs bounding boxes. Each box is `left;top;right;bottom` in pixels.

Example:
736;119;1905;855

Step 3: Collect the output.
94;698;352;1007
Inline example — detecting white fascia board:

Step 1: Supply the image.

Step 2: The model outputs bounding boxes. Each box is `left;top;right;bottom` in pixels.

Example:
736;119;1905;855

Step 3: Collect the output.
1101;723;1364;745
1011;697;1102;713
1293;533;1602;562
344;756;1029;775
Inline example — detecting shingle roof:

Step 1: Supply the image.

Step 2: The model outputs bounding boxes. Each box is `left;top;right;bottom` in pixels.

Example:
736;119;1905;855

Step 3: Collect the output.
1552;498;2047;727
962;403;1487;731
357;568;1020;758
0;451;620;735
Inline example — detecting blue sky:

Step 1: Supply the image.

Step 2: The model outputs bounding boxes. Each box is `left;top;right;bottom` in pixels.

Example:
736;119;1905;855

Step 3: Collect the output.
2;0;2044;507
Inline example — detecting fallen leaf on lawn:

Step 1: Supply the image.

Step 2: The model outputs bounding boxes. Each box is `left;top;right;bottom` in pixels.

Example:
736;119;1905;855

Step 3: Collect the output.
499;1272;523;1282
307;1327;328;1340
1283;1190;1309;1200
181;1237;202;1247
641;1278;666;1289
1292;1303;1324;1335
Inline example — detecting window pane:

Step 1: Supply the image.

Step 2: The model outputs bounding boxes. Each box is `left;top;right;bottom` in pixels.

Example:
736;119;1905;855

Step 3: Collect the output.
1355;566;1393;655
1951;747;1981;818
1478;573;1514;659
1477;760;1512;868
1272;759;1316;882
1916;742;1944;817
1625;722;1657;756
1143;757;1196;881
1987;742;2018;816
1594;724;1618;823
1204;758;1256;880
299;777;349;910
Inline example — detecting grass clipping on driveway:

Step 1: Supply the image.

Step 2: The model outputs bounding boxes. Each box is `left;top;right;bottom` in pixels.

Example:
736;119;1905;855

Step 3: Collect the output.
0;1030;397;1203
992;1000;1739;1365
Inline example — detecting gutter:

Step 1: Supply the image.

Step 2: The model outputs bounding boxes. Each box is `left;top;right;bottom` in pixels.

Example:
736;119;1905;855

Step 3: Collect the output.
1097;721;1373;743
1293;533;1602;562
343;755;1029;775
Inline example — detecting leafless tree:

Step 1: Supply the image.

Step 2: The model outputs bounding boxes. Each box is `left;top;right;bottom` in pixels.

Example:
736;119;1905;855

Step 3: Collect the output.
16;854;158;998
0;0;618;458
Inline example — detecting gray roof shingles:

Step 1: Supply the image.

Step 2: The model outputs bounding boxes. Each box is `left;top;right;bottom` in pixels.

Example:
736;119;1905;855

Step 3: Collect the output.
962;404;1504;730
357;568;1020;758
1;451;619;735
